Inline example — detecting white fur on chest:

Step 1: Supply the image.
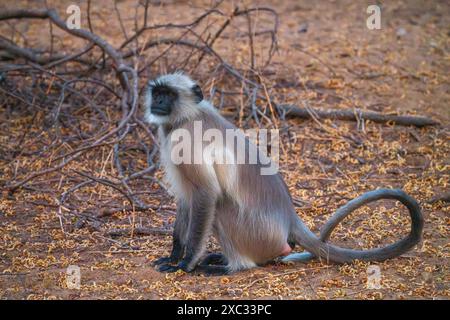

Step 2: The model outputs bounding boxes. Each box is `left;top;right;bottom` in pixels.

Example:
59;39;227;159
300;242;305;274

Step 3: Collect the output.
157;124;239;201
158;127;187;200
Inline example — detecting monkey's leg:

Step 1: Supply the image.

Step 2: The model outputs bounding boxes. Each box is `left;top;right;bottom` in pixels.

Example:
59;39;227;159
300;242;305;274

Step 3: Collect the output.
154;200;190;267
160;191;217;273
200;253;228;266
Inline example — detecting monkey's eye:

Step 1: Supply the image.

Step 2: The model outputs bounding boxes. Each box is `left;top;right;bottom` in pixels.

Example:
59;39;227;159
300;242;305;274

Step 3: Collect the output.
152;88;175;99
192;84;203;103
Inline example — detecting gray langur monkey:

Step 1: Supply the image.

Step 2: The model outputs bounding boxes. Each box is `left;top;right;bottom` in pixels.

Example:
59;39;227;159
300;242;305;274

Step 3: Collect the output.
143;72;424;275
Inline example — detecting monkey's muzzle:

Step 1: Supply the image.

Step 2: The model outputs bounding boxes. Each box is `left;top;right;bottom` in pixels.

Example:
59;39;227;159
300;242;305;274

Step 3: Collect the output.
151;106;171;116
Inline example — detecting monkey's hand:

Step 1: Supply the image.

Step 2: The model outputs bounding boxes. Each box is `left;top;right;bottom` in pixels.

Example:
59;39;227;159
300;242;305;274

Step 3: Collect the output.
153;246;184;266
153;256;173;266
157;260;195;273
156;264;182;273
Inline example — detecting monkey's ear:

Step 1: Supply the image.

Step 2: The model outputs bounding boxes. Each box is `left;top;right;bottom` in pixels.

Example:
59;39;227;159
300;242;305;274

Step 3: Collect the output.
192;84;203;103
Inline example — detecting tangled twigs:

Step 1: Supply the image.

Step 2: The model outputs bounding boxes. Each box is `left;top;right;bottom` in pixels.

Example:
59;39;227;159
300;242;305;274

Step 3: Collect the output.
0;9;129;87
0;3;280;230
1;9;140;194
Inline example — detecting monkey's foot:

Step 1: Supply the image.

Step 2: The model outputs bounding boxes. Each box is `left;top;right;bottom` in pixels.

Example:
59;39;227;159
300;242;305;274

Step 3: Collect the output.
157;262;230;276
200;253;227;266
194;265;230;276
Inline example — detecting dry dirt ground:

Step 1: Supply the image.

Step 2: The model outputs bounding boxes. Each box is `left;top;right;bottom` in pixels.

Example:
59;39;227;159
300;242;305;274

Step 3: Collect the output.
0;0;449;299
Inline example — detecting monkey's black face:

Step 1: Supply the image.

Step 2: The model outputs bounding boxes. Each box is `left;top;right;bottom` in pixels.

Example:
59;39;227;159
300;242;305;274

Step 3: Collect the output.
150;84;178;116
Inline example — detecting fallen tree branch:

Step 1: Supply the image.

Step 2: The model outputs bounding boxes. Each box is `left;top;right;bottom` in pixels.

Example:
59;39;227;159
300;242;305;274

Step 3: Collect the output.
428;191;450;204
107;227;172;237
278;104;439;127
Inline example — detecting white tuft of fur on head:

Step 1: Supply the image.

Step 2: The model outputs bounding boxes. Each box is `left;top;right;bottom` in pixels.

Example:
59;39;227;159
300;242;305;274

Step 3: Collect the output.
150;71;196;91
143;72;205;126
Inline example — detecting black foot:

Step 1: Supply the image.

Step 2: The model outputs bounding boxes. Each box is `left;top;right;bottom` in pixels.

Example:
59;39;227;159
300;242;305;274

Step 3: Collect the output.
194;265;230;276
156;257;230;276
200;253;227;266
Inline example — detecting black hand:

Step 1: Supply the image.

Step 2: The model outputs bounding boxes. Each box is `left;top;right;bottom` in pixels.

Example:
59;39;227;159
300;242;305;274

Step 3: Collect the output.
157;260;192;273
153;256;172;266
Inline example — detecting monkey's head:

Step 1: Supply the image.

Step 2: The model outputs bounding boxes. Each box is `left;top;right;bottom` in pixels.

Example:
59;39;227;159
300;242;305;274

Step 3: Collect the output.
143;72;204;126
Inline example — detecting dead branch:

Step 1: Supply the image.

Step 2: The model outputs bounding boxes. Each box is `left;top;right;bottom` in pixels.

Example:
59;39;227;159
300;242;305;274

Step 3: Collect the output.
428;191;450;204
107;227;171;237
278;104;439;127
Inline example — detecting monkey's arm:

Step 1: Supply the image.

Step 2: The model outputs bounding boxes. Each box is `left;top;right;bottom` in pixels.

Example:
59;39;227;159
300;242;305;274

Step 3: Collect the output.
158;189;217;273
154;199;190;267
178;189;217;272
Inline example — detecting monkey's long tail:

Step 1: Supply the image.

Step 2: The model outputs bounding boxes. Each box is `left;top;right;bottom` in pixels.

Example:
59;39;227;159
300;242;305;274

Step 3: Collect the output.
282;189;424;264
